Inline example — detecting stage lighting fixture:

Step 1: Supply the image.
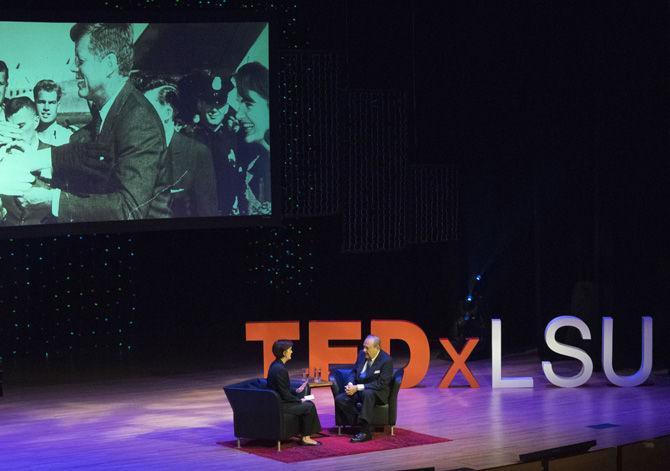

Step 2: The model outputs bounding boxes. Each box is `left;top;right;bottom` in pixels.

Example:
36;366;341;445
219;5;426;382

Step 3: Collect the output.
519;440;596;463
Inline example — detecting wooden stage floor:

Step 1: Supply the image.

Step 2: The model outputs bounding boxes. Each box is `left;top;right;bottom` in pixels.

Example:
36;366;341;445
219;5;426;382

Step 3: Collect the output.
2;353;669;470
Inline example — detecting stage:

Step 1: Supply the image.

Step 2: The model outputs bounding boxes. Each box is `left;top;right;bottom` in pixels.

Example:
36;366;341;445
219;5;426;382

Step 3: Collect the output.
1;353;669;470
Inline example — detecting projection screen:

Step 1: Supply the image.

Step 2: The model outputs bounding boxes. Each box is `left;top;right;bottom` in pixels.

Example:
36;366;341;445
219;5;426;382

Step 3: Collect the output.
0;21;271;231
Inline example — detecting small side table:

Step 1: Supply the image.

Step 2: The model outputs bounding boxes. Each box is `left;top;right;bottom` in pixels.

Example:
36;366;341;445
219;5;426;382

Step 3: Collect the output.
308;380;333;389
304;381;332;438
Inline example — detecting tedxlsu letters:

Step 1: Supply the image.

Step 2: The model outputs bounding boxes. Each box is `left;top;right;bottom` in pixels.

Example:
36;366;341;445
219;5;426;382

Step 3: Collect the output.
246;317;653;389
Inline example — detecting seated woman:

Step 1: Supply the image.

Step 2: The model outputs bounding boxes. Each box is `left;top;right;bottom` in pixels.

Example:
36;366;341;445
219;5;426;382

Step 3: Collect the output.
267;340;322;445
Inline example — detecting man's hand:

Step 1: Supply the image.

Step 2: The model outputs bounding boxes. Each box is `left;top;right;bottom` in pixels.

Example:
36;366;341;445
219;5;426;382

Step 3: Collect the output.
17;186;52;208
0;140;29;156
295;380;308;394
0;147;52;173
0;121;24;146
345;382;357;396
0;156;35;195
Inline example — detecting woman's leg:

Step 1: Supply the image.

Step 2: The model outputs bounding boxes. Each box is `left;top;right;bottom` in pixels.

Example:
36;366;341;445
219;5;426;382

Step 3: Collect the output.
284;401;320;443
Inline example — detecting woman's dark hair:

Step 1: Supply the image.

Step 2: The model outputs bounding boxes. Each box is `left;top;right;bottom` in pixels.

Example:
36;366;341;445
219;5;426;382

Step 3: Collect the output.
272;339;294;359
234;61;269;102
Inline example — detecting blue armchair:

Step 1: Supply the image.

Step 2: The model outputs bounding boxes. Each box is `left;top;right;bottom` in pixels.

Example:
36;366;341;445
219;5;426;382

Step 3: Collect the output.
329;367;404;436
223;378;310;451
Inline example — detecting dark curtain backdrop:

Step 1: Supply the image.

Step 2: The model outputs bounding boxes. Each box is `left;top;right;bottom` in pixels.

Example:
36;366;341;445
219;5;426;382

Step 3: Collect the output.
0;0;667;380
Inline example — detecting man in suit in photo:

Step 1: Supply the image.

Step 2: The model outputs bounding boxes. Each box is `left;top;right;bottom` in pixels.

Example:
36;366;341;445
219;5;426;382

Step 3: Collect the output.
334;335;394;443
143;79;218;218
0;23;171;223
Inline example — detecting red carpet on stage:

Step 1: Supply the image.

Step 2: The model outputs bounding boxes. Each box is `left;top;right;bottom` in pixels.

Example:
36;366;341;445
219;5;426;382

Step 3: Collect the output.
218;428;451;463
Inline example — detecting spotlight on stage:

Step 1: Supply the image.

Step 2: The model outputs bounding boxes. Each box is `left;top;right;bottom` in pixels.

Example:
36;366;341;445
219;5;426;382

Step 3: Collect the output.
518;439;596;463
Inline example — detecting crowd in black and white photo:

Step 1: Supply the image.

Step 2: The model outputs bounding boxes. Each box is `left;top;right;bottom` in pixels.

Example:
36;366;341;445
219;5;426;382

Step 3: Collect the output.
0;22;270;226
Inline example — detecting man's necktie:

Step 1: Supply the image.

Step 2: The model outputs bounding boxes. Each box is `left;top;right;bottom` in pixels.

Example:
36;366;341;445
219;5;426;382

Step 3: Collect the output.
360;360;370;379
90;106;102;138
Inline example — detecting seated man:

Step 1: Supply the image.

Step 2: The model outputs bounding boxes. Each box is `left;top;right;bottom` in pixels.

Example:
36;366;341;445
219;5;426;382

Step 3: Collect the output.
334;335;394;443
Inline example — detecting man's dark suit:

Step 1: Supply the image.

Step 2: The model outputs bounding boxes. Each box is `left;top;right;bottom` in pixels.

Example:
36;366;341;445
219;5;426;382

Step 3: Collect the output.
334;349;394;431
266;359;321;436
48;81;171;222
189;124;242;215
168;132;217;217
